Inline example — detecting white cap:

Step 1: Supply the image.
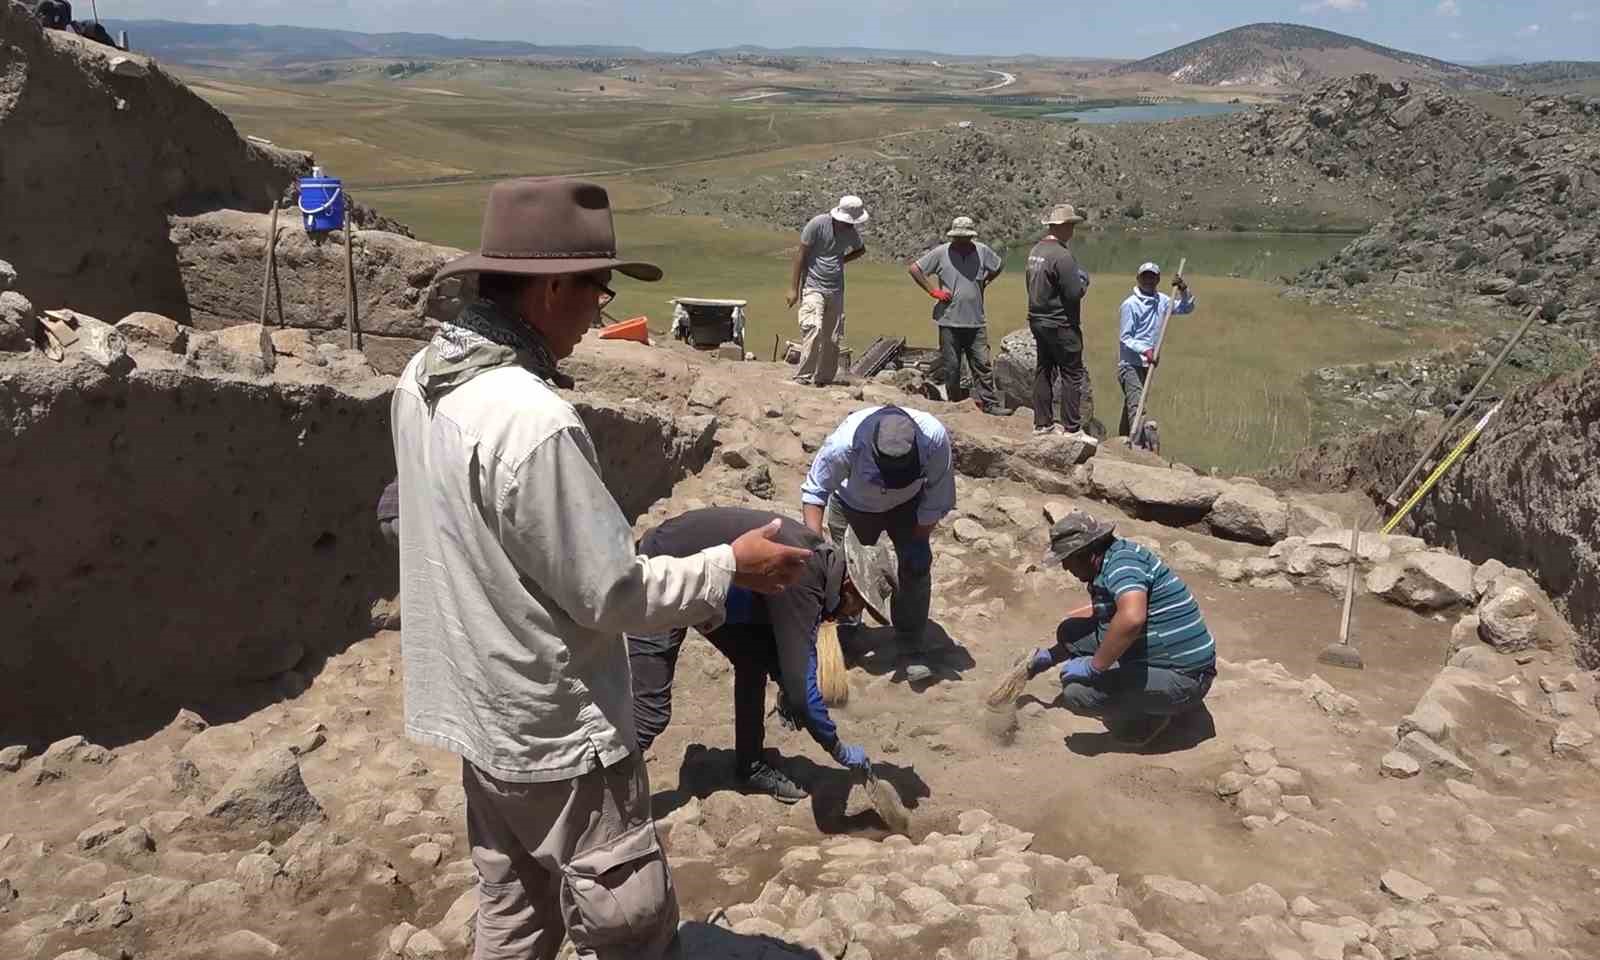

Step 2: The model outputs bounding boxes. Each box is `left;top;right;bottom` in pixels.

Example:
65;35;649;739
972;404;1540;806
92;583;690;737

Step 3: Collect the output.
1137;261;1161;276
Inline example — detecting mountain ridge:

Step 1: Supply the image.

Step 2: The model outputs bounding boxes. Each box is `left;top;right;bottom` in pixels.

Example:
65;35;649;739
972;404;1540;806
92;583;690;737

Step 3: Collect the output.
1114;21;1504;90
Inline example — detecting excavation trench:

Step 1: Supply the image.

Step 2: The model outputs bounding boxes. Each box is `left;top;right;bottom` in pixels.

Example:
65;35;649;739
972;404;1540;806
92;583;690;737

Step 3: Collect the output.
0;356;714;746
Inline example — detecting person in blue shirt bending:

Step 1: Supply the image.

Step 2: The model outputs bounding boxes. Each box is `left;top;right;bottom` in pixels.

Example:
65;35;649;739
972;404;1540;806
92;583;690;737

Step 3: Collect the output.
999;510;1217;747
800;405;955;660
1117;262;1195;448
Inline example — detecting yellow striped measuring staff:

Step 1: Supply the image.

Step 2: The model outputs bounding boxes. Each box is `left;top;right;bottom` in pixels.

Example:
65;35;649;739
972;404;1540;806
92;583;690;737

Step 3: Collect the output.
1381;401;1503;536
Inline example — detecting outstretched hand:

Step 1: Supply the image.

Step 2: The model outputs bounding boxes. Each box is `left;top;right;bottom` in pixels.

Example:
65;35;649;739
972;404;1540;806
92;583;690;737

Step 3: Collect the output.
730;519;812;593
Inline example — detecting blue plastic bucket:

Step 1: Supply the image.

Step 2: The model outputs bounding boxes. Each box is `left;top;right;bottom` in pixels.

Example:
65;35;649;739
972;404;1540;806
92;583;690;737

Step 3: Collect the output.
298;176;344;233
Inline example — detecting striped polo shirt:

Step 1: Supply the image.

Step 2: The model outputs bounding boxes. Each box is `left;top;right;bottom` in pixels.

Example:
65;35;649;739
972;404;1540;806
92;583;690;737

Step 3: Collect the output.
1090;539;1215;672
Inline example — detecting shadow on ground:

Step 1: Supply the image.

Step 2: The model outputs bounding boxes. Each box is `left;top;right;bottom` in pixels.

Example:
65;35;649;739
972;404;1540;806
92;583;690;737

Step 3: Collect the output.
678;920;824;959
842;620;975;691
654;745;930;835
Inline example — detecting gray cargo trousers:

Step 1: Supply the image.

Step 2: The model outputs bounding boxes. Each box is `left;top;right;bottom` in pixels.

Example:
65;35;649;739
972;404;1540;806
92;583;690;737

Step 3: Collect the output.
464;752;680;960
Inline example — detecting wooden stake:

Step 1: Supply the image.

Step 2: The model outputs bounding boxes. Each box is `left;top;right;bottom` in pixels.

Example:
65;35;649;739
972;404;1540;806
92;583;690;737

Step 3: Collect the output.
771;333;781;362
258;200;279;327
1128;256;1186;447
344;206;360;350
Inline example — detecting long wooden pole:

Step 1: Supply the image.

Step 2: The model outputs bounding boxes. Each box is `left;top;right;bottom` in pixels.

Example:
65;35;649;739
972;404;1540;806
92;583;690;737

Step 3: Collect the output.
344;206;360;350
1384;304;1539;507
1338;521;1360;645
1128;256;1186;446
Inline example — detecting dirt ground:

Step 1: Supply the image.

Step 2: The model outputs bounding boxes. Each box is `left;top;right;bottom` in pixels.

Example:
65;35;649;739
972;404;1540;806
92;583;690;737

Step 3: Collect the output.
2;341;1597;960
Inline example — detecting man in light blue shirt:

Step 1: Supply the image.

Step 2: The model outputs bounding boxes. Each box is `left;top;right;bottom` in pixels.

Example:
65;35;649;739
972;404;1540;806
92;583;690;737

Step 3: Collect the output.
1117;261;1195;445
801;405;955;655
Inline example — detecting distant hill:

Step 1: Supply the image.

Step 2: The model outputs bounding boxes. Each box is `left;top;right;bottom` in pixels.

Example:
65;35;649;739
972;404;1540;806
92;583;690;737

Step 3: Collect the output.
1114;22;1503;90
104;20;650;68
685;44;971;61
1479;61;1600;85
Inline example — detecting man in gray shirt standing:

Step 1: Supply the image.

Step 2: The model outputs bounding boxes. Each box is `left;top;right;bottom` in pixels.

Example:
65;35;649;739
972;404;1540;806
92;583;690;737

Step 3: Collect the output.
787;195;868;386
1025;202;1096;441
908;215;1006;414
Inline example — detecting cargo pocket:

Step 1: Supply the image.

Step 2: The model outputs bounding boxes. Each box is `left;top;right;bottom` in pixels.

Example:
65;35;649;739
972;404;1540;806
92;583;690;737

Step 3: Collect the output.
560;820;674;950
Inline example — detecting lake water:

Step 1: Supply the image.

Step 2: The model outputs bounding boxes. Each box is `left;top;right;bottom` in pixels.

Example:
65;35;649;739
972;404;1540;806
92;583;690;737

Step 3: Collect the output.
1045;102;1252;124
997;228;1354;283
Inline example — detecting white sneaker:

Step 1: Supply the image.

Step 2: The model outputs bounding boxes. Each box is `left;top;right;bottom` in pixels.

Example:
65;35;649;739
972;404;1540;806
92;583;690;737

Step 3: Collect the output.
1032;425;1056;436
1067;430;1100;446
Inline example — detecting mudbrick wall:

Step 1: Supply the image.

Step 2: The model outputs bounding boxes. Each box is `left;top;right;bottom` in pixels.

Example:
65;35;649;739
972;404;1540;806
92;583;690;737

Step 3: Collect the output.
0;354;715;745
0;3;308;323
1286;356;1600;668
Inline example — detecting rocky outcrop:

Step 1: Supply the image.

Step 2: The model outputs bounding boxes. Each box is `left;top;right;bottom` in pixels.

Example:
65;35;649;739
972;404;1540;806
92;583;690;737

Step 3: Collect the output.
1282;78;1600;333
1285;358;1600;667
0;3;310;322
170;211;464;374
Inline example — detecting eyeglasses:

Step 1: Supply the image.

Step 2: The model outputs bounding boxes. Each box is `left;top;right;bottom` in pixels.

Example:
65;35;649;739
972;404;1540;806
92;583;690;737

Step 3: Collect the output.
578;273;615;308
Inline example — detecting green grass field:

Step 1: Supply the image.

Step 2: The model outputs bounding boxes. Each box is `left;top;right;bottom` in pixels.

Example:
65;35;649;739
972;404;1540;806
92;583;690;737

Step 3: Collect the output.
192;73;1465;474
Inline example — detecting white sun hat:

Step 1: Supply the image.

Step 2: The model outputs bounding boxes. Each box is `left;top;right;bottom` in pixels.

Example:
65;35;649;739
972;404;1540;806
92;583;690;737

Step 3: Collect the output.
831;195;870;224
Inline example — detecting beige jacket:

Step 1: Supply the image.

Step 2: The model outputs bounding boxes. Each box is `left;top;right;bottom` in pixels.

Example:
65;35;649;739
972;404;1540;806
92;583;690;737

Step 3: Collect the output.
391;353;734;782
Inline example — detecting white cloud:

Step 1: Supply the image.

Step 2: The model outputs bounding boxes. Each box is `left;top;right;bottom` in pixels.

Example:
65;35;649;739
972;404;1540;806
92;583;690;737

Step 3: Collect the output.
1436;0;1459;16
1299;0;1367;11
1446;30;1464;40
1574;10;1593;22
1517;23;1541;35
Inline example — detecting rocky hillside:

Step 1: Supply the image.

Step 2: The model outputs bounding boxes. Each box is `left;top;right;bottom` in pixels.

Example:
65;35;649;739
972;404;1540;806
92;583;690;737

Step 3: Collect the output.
1113;22;1502;90
1291;87;1600;339
666;114;1392;262
1285;355;1600;669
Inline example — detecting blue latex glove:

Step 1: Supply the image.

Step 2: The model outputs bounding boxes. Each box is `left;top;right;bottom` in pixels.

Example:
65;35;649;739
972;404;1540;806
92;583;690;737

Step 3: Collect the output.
1027;647;1054;677
833;742;869;771
900;538;933;575
1059;656;1102;683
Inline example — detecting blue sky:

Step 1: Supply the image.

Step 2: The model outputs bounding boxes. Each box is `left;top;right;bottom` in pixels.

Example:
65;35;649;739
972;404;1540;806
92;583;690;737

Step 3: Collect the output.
115;0;1600;60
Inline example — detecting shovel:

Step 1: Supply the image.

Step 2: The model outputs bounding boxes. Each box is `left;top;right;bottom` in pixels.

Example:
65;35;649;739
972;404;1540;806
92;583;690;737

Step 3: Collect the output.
1316;520;1365;670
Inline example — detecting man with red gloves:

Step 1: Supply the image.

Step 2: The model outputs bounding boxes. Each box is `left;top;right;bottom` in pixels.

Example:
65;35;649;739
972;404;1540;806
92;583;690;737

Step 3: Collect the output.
908;216;1005;414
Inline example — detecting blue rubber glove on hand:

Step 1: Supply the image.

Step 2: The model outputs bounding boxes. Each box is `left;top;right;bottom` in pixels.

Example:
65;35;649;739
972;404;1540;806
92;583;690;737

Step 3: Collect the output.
833;742;869;771
1027;647;1054;678
1059;656;1102;683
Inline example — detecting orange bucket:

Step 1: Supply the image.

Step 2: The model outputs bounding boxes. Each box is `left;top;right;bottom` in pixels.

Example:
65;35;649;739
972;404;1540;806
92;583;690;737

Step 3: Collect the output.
598;316;649;343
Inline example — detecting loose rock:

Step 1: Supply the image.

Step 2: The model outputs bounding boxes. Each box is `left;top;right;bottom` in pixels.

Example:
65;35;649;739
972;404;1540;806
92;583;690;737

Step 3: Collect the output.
204;749;324;837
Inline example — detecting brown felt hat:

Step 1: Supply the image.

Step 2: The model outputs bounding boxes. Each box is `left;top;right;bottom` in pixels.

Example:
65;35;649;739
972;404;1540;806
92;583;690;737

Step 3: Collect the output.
434;177;662;283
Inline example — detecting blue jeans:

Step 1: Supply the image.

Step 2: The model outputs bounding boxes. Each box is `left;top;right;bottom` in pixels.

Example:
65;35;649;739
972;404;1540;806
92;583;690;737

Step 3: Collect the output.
1045;617;1214;732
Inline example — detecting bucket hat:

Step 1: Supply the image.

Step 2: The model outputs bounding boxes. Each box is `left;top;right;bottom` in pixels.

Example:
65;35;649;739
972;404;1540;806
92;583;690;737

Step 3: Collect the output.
946;216;978;238
1041;203;1087;225
1042;509;1116;565
831;195;870;225
434;177;662;283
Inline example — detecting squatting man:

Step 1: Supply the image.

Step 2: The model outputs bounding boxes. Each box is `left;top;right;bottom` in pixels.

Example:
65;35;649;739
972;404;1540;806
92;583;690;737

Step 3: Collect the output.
997;510;1217;747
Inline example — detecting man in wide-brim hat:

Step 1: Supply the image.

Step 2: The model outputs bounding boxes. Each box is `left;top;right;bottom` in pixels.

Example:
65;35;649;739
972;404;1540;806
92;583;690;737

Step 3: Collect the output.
907;215;1006;414
787;194;869;386
998;509;1217;747
391;176;813;959
1024;203;1096;441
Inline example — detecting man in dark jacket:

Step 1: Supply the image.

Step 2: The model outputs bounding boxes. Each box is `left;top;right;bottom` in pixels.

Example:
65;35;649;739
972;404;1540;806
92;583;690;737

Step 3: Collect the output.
628;507;871;803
